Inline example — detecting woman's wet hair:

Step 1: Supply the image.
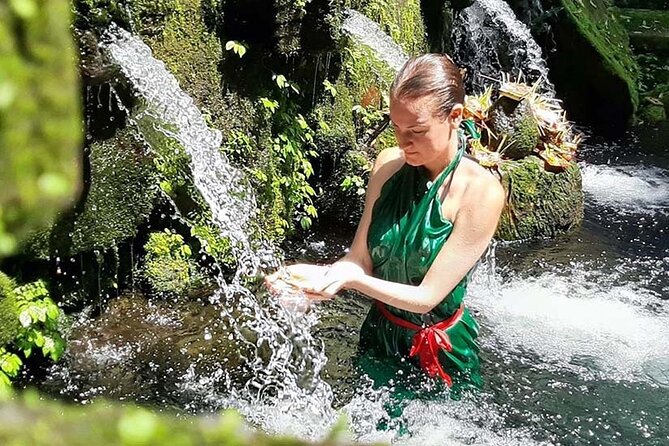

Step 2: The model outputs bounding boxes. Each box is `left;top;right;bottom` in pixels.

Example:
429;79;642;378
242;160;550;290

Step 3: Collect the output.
390;54;465;119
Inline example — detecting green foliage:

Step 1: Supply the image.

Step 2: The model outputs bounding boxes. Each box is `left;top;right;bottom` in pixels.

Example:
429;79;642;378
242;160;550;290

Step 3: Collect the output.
142;230;205;296
225;40;248;57
0;273;20;347
0;0;82;257
0;348;22;388
0;279;65;389
13;281;65;362
0;390;366;445
256;73;319;232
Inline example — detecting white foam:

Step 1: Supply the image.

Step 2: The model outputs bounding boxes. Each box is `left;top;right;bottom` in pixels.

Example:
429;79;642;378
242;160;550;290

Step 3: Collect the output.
581;163;669;215
469;268;669;383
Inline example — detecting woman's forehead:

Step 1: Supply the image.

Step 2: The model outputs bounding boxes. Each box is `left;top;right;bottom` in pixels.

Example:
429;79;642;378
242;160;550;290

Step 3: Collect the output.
389;95;435;125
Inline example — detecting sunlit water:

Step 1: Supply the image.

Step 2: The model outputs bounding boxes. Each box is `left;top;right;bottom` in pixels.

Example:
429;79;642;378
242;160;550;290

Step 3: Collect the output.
342;9;409;72
40;130;669;445
36;21;669;446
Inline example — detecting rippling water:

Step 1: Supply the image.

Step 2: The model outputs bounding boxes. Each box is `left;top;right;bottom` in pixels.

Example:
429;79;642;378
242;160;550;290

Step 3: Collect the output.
38;119;668;445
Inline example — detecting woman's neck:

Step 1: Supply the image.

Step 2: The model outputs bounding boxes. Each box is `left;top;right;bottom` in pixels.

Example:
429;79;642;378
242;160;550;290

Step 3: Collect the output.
423;131;460;181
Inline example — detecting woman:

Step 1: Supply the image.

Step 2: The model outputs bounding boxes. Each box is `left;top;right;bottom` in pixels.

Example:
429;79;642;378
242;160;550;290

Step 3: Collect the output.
271;54;505;387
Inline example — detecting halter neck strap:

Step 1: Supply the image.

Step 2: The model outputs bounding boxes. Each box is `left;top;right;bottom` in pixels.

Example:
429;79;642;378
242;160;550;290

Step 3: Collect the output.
426;132;466;196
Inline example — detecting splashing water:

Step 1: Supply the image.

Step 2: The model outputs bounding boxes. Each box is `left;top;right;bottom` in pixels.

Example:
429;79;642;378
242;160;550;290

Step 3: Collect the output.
93;28;338;438
581;162;669;215
342;9;409;72
452;0;554;93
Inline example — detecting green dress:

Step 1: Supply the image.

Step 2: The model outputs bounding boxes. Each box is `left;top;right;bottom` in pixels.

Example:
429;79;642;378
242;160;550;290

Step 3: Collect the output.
360;143;482;388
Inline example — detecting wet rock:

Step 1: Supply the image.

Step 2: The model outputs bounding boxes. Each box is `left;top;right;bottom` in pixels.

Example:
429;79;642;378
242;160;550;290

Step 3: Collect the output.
488;98;540;160
507;0;639;135
497;156;584;240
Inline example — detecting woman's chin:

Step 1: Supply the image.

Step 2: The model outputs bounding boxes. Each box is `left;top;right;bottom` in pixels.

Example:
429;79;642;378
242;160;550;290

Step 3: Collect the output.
403;154;423;166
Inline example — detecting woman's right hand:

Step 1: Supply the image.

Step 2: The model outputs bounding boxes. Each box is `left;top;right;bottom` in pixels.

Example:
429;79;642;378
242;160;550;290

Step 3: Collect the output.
264;263;333;299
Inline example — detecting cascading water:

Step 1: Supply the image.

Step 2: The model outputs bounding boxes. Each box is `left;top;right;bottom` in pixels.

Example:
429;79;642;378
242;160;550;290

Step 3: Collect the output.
342;9;409;72
41;27;339;439
451;0;554;94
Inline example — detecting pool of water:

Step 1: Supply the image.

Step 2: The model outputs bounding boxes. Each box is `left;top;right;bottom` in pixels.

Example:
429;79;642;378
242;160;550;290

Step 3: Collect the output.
37;127;669;445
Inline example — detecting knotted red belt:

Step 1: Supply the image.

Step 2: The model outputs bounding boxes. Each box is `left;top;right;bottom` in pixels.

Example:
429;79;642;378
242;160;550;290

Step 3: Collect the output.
375;301;465;387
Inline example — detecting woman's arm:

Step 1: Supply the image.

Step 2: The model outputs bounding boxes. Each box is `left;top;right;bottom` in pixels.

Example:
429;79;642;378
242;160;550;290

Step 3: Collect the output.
315;170;506;314
327;147;406;276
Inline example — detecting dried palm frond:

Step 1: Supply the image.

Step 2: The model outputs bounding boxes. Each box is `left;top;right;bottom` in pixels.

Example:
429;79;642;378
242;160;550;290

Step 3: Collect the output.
464;86;494;121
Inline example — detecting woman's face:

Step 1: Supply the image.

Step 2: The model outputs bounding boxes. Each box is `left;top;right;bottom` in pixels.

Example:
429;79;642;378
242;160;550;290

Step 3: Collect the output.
389;94;462;167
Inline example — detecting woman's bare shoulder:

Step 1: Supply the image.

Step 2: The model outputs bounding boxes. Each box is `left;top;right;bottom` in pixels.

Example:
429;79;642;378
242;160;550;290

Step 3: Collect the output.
370;147;405;184
459;157;506;205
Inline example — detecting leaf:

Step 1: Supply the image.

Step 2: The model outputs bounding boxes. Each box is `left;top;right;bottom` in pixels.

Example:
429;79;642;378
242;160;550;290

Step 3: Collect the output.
19;310;31;328
225;40;235;51
274;74;287;89
300;216;312;230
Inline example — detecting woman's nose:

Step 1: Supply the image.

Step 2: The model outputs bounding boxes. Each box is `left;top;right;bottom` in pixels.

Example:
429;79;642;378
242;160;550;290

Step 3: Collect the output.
395;131;412;148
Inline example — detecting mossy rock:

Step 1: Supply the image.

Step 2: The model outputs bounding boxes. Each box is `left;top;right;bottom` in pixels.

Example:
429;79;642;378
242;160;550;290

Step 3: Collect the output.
546;0;639;133
219;0;343;56
497;156;584;240
0;0;82;257
74;0;179;36
0;273;19;347
141;231;207;297
507;0;639;134
28;129;158;258
316;149;372;228
488;98;540;160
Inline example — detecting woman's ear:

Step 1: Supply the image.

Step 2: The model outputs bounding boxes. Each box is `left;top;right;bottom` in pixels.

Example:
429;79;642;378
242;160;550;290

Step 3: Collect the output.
449;104;464;127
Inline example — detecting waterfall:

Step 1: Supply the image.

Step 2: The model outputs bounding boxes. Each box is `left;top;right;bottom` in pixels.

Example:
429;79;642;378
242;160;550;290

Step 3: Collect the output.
103;28;272;280
451;0;554;94
342;9;409;72
100;28;336;437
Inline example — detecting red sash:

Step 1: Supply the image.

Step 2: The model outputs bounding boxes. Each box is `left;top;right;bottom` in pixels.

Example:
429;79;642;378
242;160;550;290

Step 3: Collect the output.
375;301;465;387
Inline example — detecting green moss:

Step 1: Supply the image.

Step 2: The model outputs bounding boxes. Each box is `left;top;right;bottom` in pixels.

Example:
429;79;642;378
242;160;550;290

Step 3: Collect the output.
74;0;178;35
142;231;205;296
560;0;639;112
497;156;584;240
354;0;427;55
29;129;158;258
0;273;19;347
0;0;82;257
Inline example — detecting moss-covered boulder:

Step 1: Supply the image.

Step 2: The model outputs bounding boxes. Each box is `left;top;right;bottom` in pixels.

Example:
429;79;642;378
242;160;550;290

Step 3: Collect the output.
28;129;158;258
0;0;82;256
141;231;207;296
497;156;583;240
507;0;639;134
488;98;540;160
0;273;19;347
